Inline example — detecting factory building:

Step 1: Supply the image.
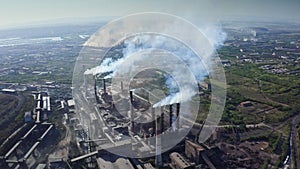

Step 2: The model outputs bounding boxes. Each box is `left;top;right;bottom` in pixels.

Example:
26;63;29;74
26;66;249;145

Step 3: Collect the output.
75;74;186;168
169;152;192;169
34;92;52;123
67;99;75;109
1;88;16;94
185;140;205;165
97;157;134;169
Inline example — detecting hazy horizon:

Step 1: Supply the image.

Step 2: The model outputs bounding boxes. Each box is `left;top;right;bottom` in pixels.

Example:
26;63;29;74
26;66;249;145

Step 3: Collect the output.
0;0;300;29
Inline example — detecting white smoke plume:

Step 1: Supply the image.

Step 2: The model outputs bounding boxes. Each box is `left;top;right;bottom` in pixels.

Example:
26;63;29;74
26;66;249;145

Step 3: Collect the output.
153;26;227;107
84;25;227;107
153;86;197;107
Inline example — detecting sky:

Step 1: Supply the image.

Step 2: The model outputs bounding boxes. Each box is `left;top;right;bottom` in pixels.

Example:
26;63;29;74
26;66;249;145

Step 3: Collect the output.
0;0;300;28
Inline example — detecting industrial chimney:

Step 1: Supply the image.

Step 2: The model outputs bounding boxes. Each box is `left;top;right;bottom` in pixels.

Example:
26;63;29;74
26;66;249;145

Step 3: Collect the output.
129;90;134;102
169;104;173;129
129;90;135;133
83;65;87;92
121;81;124;93
155;107;162;167
94;76;99;103
151;106;156;136
103;79;107;94
160;107;164;133
176;103;180;130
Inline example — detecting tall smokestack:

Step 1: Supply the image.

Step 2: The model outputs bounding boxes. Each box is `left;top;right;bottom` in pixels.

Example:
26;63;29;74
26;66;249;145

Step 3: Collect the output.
169;104;173;128
83;65;87;92
93;75;97;90
160;107;164;133
130;90;133;102
176;103;180;130
155;107;162;167
103;79;107;94
151;106;156;136
94;76;97;91
94;76;99;103
121;81;124;93
130;90;134;133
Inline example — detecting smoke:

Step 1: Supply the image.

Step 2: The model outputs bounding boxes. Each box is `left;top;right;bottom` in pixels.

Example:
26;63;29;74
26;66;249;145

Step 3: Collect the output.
201;25;227;48
84;25;227;107
152;26;226;107
84;36;152;76
84;57;117;76
153;86;197;107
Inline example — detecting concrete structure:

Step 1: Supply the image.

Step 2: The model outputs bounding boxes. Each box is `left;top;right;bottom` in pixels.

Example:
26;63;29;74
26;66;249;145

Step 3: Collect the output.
185;140;216;169
38;125;54;141
144;163;155;169
185;140;205;165
103;79;107;94
35;163;46;169
67;99;75;108
3;123;54;167
21;124;37;140
70;151;98;163
169;104;173;128
37;93;41;101
24;142;40;160
155;107;163;167
120;81;124;93
198;82;211;90
36;111;41;123
169;152;192;169
151;106;155;136
46;96;51;111
1;88;16;94
239;101;253;107
96;157;134;169
176;103;180;130
129;90;135;133
36;100;41;110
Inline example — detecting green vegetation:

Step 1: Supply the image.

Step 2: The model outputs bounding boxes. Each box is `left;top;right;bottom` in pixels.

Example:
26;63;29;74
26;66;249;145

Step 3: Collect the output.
0;94;18;126
218;59;300;125
261;159;270;169
0;93;35;143
254;132;280;153
271;133;282;152
0;72;72;84
214;48;299;168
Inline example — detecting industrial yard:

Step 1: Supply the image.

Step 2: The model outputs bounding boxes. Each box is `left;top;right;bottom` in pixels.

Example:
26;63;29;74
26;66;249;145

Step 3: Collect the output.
0;19;299;169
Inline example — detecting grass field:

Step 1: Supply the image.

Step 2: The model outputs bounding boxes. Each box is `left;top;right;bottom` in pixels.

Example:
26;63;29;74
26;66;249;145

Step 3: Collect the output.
0;93;34;143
